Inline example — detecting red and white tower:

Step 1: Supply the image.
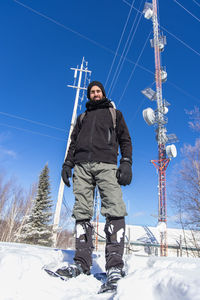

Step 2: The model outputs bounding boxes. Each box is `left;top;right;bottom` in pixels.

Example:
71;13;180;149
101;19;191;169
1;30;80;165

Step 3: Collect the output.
142;1;178;256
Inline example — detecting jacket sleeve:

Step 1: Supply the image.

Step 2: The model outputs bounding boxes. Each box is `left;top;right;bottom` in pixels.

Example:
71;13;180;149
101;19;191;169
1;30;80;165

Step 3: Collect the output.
64;116;81;167
116;110;132;164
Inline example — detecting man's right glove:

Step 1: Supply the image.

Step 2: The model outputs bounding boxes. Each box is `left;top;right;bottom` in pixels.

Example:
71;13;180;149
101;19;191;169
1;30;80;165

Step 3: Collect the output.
61;161;73;187
116;158;132;186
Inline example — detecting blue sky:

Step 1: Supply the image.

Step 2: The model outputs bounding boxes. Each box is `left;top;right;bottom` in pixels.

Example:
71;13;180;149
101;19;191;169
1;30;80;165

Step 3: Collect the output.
0;0;200;229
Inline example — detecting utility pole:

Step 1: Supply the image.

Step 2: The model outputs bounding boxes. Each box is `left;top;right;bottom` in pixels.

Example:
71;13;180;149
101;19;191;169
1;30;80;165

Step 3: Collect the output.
53;57;91;246
142;2;178;256
93;189;100;251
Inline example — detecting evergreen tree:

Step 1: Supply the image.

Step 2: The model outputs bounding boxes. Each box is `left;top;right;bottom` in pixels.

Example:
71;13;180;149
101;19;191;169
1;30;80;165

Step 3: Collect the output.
19;164;53;246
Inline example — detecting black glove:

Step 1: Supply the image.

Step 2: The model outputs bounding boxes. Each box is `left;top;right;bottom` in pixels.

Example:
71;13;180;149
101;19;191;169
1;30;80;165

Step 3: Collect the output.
61;162;73;187
116;160;132;186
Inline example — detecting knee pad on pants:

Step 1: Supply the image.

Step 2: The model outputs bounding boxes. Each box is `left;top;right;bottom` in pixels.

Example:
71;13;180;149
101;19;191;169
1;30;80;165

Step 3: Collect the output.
75;219;94;249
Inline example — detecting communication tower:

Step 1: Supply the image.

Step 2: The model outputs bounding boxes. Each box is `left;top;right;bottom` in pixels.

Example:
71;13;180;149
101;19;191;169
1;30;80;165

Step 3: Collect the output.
142;1;178;256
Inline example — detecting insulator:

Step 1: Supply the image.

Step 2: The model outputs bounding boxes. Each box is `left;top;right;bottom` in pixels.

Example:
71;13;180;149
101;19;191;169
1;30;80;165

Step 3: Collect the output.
74;69;77;79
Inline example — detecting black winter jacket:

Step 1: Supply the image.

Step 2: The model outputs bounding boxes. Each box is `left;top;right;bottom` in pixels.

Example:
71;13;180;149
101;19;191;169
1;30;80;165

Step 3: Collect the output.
65;98;132;166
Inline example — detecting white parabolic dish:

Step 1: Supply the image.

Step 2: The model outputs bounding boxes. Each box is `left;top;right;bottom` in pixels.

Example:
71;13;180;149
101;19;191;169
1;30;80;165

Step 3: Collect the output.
142;107;156;126
166;144;177;158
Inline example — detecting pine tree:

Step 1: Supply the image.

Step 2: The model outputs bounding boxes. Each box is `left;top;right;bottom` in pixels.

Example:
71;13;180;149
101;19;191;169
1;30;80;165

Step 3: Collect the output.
19;164;53;246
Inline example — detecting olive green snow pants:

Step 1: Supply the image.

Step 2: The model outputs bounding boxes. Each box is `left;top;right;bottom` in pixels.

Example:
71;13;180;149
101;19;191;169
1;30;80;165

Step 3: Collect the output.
72;162;127;220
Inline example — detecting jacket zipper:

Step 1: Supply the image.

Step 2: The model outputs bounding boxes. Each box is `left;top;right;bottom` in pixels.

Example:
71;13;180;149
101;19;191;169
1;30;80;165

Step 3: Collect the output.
88;114;96;161
108;128;111;145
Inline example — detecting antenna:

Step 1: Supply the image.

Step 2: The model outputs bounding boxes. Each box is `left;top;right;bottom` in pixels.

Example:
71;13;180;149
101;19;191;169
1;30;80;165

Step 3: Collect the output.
142;1;178;256
53;57;91;246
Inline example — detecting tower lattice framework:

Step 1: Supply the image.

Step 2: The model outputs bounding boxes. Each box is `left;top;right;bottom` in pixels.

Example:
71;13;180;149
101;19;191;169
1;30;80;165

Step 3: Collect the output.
142;0;178;256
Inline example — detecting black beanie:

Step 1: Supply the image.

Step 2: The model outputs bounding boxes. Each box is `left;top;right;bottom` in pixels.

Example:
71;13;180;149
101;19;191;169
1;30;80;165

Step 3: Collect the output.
87;81;106;99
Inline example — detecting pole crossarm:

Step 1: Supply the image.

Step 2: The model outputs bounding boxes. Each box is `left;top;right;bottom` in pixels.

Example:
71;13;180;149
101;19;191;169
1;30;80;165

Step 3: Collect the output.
67;85;87;90
70;67;91;73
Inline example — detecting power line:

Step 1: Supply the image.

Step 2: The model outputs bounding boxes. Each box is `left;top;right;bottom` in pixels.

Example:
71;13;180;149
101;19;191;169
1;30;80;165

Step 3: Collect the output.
108;10;142;97
108;0;144;98
117;29;152;106
12;0;113;54
161;24;200;58
167;81;200;105
122;0;200;58
0;122;66;141
129;98;146;124
126;58;153;74
174;0;200;23
105;0;135;89
127;82;155;125
193;0;200;8
12;0;153;79
0;111;66;132
12;0;200;109
13;0;200;76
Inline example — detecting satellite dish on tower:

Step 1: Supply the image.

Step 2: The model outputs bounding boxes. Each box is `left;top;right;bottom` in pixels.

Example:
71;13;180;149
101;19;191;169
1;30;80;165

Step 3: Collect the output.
161;70;167;82
143;3;153;19
166;144;177;158
142;108;156;125
163;107;168;114
144;8;153;19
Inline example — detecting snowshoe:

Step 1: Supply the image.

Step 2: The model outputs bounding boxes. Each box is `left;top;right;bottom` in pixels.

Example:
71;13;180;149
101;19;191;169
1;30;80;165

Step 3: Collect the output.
44;268;67;281
44;263;90;280
98;267;125;294
98;282;117;294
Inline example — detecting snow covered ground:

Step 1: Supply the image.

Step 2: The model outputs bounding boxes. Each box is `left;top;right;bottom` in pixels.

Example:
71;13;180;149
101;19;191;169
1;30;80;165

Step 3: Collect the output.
0;242;200;300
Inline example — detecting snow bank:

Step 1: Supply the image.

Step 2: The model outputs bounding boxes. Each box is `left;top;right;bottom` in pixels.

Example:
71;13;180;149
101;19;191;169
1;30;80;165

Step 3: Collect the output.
0;242;200;300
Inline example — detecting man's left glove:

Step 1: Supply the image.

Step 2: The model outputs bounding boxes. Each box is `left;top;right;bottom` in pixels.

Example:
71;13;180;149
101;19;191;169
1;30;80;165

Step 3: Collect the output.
116;159;132;186
61;161;74;187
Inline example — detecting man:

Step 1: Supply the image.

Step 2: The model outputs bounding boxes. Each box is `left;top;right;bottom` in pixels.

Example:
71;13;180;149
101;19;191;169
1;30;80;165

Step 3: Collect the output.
59;81;132;292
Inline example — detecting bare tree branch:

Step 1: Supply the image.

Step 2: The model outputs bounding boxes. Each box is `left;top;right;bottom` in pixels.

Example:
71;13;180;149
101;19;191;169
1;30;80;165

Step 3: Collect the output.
170;139;200;255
